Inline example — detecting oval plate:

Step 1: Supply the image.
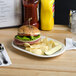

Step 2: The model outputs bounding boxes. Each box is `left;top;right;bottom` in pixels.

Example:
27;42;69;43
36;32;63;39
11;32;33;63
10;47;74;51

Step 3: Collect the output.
12;36;66;58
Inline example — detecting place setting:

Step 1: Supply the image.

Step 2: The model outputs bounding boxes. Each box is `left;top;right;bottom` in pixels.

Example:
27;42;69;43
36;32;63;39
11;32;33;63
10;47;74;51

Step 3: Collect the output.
0;44;12;66
0;0;76;75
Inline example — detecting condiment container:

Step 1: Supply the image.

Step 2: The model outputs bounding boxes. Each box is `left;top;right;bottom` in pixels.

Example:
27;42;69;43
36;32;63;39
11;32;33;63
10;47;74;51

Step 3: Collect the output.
69;10;76;43
41;0;55;30
70;10;76;33
23;0;39;28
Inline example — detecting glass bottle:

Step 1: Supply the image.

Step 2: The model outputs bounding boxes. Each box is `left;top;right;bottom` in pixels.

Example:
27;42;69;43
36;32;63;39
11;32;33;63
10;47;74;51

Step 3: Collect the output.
23;0;39;28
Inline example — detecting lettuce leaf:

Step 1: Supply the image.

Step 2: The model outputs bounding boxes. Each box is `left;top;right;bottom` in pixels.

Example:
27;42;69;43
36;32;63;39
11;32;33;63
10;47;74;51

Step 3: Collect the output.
15;35;40;41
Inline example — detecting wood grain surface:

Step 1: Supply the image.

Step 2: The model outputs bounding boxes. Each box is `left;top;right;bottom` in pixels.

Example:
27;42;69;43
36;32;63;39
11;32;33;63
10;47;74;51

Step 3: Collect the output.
0;25;76;76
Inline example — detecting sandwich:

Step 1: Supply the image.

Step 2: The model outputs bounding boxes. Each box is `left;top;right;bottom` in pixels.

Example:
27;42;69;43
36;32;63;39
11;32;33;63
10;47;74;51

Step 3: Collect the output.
14;25;41;46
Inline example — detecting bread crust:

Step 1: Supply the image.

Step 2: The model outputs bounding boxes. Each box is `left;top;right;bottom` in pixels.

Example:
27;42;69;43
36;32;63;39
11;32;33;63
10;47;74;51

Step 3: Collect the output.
18;25;40;36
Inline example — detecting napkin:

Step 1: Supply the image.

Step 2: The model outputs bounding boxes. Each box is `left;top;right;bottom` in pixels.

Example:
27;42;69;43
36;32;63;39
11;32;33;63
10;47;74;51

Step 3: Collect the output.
0;44;12;66
65;38;76;50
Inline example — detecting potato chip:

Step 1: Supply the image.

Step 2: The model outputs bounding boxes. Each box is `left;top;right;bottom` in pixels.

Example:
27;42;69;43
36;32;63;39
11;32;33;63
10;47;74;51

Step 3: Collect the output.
30;44;41;49
24;37;62;55
32;49;43;55
54;41;60;46
24;43;30;47
43;37;48;44
26;47;31;51
40;46;48;52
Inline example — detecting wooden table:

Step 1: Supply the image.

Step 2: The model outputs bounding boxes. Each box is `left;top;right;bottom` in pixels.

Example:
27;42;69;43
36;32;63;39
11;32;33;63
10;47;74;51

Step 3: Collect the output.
0;25;76;76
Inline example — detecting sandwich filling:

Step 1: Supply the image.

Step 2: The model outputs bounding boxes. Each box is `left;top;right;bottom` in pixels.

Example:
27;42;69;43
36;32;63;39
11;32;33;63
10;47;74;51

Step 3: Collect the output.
15;35;40;41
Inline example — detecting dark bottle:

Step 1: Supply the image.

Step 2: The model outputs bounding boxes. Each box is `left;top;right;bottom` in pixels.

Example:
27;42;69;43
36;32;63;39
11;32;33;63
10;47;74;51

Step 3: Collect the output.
23;0;39;28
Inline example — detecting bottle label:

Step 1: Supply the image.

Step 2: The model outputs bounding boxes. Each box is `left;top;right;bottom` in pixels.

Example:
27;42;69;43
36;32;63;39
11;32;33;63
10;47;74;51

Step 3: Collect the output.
52;2;55;18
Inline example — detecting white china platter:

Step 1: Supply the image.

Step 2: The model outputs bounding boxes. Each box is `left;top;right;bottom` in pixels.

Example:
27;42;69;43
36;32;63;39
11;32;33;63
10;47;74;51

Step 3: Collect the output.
12;36;66;58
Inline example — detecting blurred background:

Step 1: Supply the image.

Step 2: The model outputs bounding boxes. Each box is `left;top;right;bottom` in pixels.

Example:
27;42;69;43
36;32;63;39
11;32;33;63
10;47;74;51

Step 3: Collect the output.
55;0;76;25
